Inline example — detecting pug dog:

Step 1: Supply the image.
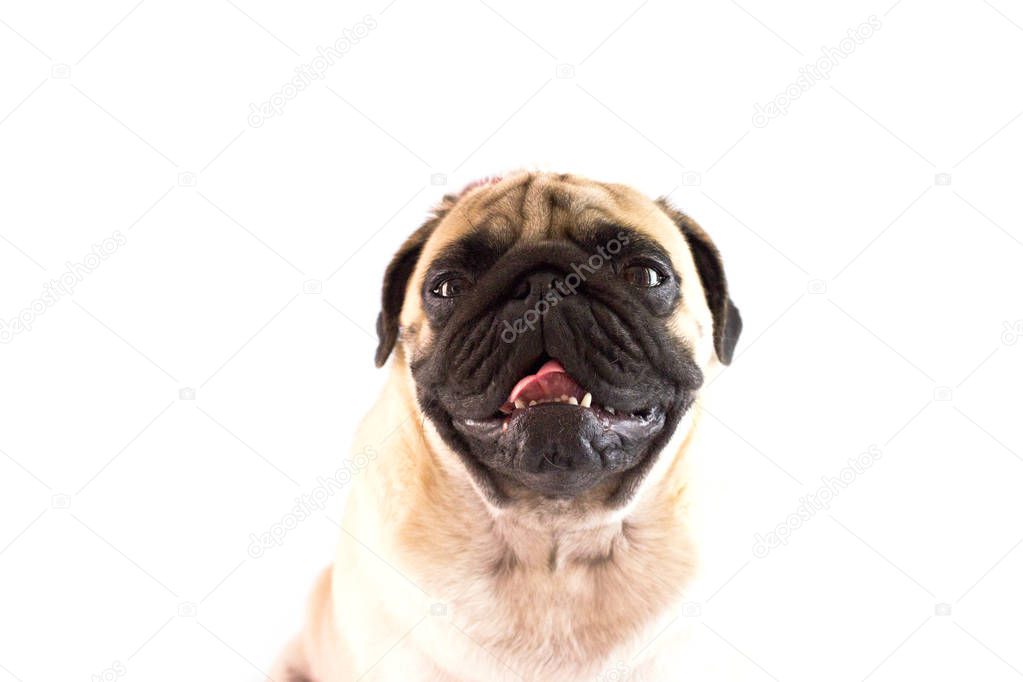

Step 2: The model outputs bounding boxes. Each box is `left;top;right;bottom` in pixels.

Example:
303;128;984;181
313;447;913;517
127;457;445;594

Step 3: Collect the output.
270;171;741;681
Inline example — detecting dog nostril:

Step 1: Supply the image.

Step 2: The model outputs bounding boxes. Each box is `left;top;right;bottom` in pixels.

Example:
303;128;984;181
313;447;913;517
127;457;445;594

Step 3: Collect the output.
515;270;563;299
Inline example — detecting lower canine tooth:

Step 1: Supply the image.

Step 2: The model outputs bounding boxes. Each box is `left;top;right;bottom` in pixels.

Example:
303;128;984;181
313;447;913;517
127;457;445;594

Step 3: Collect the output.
580;393;592;408
529;400;537;407
515;399;526;409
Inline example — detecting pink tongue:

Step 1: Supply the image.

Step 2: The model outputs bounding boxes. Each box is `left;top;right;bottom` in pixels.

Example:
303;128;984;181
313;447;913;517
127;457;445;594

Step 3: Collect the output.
501;360;585;412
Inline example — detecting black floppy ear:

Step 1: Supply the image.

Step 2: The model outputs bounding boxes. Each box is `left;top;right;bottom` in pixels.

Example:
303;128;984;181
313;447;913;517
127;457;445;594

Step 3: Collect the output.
374;199;453;367
657;199;742;364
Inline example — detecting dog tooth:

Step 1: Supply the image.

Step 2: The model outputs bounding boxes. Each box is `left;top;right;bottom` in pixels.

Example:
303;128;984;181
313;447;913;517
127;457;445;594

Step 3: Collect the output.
515;399;526;409
568;396;578;405
580;392;592;408
606;406;616;414
529;400;537;407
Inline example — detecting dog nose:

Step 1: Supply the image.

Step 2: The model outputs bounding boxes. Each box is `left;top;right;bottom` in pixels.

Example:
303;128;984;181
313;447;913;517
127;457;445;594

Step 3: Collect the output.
512;269;562;300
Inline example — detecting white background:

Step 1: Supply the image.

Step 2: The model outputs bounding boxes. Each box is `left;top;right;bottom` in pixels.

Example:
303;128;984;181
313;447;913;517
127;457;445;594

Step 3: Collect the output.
2;0;1022;680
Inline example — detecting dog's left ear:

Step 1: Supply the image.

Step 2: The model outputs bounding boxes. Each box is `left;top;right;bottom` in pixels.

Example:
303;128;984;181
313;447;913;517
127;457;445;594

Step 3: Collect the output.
374;197;455;367
657;199;742;364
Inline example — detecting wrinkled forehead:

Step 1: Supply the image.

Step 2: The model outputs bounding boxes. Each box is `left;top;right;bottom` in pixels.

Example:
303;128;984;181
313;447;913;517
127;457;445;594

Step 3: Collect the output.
416;172;691;281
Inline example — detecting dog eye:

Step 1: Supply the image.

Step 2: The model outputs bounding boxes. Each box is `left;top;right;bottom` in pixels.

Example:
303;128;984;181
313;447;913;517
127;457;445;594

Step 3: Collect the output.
622;265;664;288
432;276;470;298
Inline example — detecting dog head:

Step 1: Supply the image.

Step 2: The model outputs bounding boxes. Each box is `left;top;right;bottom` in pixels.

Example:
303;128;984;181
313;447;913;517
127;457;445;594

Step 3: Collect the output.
375;172;740;508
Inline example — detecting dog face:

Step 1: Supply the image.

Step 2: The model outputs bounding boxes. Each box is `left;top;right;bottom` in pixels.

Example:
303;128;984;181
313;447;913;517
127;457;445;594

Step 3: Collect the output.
375;172;740;506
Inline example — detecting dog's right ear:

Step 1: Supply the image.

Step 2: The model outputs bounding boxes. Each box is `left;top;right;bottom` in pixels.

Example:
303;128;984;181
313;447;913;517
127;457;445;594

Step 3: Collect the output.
374;197;455;367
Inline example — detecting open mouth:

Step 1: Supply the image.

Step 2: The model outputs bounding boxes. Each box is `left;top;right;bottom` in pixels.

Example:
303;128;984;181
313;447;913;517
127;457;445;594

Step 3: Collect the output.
497;359;638;427
458;355;664;439
449;353;667;498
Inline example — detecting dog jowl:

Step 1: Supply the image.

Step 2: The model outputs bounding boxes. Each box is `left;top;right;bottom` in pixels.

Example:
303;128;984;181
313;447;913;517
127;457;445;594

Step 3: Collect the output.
375;172;741;505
